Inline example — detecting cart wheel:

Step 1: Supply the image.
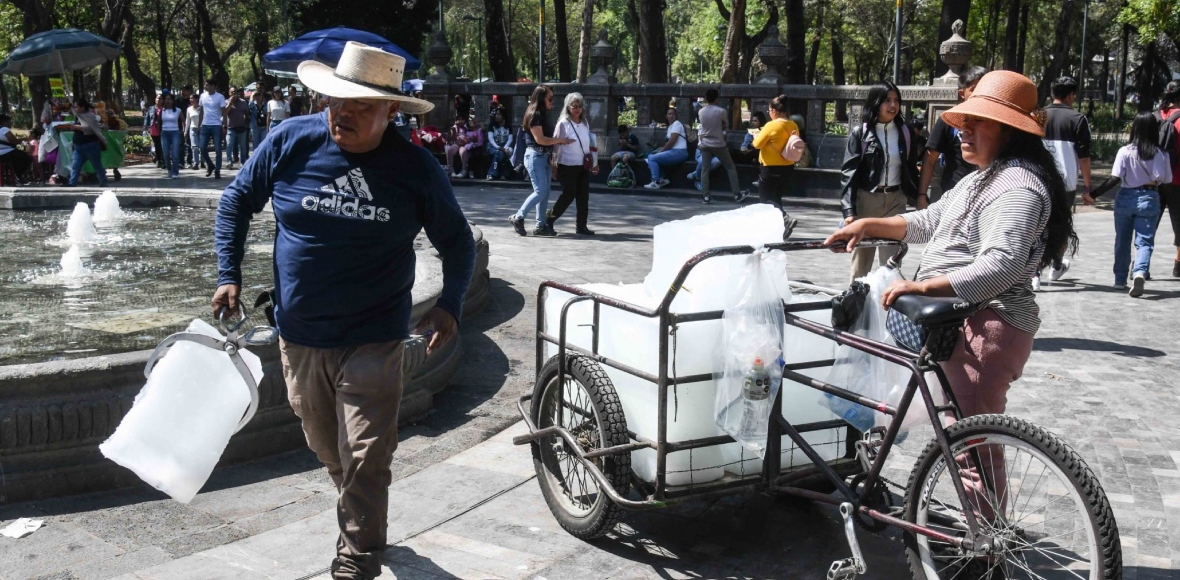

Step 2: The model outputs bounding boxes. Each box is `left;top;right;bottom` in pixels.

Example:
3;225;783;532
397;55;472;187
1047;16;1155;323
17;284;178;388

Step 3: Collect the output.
530;355;630;539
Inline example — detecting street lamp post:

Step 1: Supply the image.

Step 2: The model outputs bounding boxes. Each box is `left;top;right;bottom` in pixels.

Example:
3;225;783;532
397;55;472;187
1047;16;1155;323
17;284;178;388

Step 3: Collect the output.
462;15;483;82
1078;0;1090;107
539;0;546;81
893;0;902;82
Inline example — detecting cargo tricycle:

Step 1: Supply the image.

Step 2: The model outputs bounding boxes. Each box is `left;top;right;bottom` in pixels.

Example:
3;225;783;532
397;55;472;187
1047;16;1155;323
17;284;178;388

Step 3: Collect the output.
513;239;1121;580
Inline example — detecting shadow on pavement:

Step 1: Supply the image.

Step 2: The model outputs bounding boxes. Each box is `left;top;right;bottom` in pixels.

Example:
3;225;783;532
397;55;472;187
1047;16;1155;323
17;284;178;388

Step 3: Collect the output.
1033;337;1167;358
384;545;462;580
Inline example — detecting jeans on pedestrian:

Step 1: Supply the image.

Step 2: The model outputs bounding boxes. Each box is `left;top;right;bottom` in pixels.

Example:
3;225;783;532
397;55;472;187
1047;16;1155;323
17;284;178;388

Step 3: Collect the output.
160;130;182;178
645;148;688;183
1113;187;1160;285
68;140;106;186
515;149;552;227
487;149;510;179
188;128;201;166
251;125;268;154
199;125;223;172
227;127;248;164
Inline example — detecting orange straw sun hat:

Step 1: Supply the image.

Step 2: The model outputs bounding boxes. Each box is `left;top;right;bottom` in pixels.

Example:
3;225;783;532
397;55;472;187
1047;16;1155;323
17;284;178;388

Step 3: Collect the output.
941;70;1046;138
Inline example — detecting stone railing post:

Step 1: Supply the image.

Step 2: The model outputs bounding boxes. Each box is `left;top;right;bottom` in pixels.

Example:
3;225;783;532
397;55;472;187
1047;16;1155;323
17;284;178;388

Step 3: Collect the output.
585;30;618;157
586;29;615;85
753;26;787;115
423;29;454;129
935;20;972;87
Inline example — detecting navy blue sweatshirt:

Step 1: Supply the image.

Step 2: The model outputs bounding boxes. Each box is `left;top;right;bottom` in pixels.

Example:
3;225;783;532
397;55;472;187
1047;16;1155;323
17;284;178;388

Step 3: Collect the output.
215;112;475;348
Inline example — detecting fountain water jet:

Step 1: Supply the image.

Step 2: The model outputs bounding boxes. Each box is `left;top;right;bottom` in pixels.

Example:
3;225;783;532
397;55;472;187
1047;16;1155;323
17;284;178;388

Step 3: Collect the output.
66;202;97;243
60;244;87;277
93;191;123;223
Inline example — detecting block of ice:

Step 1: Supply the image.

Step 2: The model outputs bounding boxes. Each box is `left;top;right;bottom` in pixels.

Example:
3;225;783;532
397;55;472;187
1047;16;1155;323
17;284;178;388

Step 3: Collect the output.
644;205;786;312
100;319;263;503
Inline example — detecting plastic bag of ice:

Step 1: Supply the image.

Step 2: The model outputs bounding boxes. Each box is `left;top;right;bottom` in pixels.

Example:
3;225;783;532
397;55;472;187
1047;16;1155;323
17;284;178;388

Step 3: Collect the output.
100;319;263;503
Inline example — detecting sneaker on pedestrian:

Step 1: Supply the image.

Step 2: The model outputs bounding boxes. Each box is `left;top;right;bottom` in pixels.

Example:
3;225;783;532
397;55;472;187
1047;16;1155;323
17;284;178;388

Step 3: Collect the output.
1129;273;1145;297
644;181;662;190
226;162;235;170
1113;282;1127;290
1049;259;1070;281
686;171;699;181
702;195;711;204
734;190;750;203
783;215;799;240
532;225;557;237
575;227;595;235
206;167;213;177
657;178;670;187
508;215;526;236
486;174;495;181
1031;274;1041;292
214;171;221;179
751;180;760;188
1174;260;1180;278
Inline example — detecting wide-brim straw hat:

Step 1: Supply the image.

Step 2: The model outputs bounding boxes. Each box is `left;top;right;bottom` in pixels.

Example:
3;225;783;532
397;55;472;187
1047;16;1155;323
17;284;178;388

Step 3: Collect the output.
941;70;1045;138
297;41;434;115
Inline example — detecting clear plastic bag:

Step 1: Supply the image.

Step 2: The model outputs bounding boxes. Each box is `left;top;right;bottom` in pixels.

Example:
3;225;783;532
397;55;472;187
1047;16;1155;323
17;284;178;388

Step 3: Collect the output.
714;250;788;456
820;265;938;434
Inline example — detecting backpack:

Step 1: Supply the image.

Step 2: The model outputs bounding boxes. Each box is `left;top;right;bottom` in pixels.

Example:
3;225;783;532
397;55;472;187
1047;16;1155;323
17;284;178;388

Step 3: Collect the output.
782;131;806;163
606;161;636;188
1155;110;1180;166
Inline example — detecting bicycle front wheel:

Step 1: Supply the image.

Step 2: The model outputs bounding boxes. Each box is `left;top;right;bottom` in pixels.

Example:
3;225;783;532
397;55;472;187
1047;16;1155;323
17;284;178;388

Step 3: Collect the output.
903;414;1121;580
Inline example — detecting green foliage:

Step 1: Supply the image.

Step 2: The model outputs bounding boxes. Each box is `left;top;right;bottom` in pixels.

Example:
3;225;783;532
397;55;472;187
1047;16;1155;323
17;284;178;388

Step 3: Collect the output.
1089;135;1123;162
1119;0;1180;42
124;133;153;154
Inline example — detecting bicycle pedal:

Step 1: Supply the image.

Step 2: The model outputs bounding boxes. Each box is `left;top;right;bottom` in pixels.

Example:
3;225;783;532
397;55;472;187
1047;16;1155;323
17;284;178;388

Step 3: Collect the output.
827;558;861;580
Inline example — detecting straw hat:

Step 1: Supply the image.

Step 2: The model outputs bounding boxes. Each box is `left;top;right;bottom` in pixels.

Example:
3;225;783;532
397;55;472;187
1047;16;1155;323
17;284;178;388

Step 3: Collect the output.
297;41;434;115
941;70;1045;137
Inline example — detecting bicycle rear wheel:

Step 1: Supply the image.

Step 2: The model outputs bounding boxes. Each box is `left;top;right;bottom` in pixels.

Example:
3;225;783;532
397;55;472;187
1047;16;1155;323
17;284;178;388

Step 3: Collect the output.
903;414;1121;580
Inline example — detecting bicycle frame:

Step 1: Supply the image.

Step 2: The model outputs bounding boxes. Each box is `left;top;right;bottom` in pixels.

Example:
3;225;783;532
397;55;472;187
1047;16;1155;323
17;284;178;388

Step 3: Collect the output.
512;238;986;550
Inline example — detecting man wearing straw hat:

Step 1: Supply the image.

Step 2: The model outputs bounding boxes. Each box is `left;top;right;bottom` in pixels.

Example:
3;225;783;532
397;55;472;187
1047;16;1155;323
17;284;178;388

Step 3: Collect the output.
212;41;476;580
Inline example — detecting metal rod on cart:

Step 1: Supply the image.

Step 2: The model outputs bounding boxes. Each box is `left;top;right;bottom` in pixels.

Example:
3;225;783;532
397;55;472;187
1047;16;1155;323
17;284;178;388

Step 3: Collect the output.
536;333;660;383
558;296;594;431
782;367;899;416
656;311;670;500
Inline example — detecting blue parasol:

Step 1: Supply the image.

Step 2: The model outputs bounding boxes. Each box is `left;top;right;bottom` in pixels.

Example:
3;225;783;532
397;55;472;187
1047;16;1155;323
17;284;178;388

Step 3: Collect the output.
0;28;122;76
262;27;421;78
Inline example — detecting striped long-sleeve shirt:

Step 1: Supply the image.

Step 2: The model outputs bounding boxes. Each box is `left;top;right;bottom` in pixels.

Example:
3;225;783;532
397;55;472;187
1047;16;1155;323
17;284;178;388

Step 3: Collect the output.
901;162;1051;335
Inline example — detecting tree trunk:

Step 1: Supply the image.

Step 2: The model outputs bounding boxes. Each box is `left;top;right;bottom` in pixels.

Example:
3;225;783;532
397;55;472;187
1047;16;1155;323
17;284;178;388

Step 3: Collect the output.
155;0;172;90
635;0;667;82
487;0;517;81
115;56;124;110
934;0;970;78
628;0;643;81
11;0;57;124
575;0;595;81
785;0;806;84
1115;23;1129;120
717;0;746;84
1036;0;1077;104
250;11;270;84
831;12;846;122
99;62;114;101
121;14;158;108
193;0;241;91
807;0;824;84
553;0;572;81
1015;1;1029;73
1002;0;1020;71
1099;47;1110;103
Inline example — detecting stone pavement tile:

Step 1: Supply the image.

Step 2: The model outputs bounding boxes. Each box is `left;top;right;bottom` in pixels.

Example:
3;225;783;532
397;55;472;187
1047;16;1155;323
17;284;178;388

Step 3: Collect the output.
40;490;225;554
187;477;315;523
442;423;534;479
230;492;337;537
391;462;530;510
156;523;250;559
228;510;338;577
394;529;551;579
0;521;124;580
67;546;171;580
129;543;300;580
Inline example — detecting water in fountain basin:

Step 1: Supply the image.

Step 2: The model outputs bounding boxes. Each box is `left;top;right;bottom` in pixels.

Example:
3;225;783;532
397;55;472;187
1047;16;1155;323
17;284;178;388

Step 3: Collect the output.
93;191;123;224
60;244;87;277
66;202;97;243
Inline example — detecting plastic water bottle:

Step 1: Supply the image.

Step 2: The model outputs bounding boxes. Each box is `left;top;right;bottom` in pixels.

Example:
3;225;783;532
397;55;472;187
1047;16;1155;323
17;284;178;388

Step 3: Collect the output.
824;393;875;432
739;358;771;439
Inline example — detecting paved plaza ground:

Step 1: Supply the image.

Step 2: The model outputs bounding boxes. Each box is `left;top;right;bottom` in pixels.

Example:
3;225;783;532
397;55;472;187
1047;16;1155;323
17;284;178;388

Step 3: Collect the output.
1;165;1179;579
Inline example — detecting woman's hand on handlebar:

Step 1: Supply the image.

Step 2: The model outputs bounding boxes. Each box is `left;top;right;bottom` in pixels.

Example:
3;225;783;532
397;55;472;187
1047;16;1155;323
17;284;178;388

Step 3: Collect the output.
824;218;865;253
881;279;923;308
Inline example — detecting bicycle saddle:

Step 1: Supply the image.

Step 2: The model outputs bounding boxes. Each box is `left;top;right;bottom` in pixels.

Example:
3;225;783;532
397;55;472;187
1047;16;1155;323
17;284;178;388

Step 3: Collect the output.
890;295;976;326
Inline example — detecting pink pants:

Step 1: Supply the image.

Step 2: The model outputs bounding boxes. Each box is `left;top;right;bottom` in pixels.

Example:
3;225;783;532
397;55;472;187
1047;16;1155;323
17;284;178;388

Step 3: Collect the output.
446;143;475;173
940;308;1034;522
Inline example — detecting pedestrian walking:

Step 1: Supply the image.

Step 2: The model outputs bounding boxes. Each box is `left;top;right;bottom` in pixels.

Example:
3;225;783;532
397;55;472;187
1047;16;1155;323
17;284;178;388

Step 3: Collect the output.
1036;76;1092;289
1152;81;1180;278
918;66;987;205
213;41;474;580
508;85;576;237
62;97;108;187
838;82;920;282
753;95;803;235
484;110;514;181
198;78;228;179
826;71;1077;517
548;92;598;235
248;90;268;154
146;94;164;168
158;93;183;179
267;90;290;130
1091;113;1173;296
186;94;203;169
642;108;689;189
696;88;749;204
225;86;250;169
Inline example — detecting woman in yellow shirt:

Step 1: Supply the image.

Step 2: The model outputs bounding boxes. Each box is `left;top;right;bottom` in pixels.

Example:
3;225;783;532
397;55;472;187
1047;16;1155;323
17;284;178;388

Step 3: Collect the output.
752;95;800;233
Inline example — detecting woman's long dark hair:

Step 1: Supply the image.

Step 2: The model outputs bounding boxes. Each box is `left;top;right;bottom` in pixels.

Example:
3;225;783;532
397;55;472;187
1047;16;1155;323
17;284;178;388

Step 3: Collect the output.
860;81;906;133
1129;112;1160;160
163;93;179;113
966;128;1078;269
523;85;551;129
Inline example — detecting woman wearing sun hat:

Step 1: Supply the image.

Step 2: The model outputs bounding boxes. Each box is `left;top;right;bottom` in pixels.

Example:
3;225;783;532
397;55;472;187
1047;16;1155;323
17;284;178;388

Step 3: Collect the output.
825;70;1077;519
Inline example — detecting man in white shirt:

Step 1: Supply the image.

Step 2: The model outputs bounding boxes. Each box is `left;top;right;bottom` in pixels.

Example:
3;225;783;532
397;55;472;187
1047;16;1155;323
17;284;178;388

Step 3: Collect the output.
197;78;228;179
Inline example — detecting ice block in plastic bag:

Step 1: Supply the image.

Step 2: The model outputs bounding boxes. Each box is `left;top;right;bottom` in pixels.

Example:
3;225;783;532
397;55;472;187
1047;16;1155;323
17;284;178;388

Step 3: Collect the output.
100;319;263;503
